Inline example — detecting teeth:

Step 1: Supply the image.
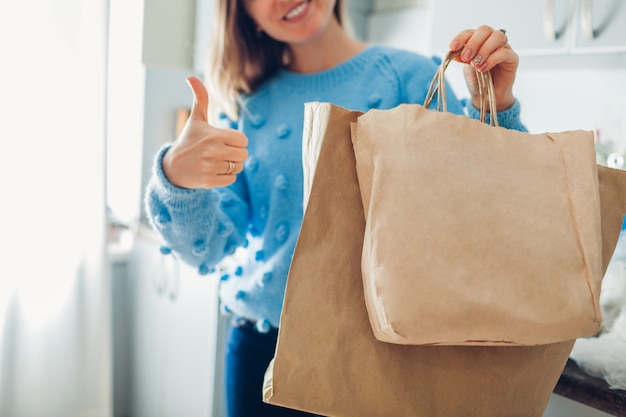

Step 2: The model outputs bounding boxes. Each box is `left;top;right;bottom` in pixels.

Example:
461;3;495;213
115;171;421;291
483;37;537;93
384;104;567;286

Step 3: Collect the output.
285;2;306;19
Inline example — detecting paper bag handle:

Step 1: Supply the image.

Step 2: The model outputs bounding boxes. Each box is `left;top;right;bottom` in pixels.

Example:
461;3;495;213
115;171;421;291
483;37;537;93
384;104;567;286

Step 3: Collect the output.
424;49;499;127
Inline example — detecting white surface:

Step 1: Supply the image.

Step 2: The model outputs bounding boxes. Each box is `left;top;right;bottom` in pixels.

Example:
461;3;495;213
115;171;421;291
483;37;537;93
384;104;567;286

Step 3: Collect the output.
543;394;613;417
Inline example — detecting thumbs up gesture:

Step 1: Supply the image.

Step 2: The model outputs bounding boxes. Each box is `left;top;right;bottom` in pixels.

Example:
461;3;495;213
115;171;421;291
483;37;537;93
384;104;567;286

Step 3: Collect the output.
162;76;249;189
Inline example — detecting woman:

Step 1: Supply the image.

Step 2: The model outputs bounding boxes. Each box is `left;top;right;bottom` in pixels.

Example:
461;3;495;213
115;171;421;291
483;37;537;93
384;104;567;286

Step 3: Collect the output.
144;0;526;416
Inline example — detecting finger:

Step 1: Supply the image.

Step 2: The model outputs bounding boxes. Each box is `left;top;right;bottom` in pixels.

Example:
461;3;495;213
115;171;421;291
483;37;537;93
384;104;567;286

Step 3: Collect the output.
197;139;248;164
198;158;240;178
223;147;249;164
449;29;474;51
472;31;509;70
223;129;249;149
216;160;244;176
475;45;516;73
186;76;209;123
199;148;248;176
206;175;237;188
458;25;494;64
473;29;509;63
228;161;244;175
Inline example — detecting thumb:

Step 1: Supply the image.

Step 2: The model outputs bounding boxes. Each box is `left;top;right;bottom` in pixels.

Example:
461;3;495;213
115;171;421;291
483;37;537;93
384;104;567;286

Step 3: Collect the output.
186;76;209;123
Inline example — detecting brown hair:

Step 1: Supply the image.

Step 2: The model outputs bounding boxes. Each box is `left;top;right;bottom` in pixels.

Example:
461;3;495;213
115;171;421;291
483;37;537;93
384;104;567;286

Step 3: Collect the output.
206;0;347;120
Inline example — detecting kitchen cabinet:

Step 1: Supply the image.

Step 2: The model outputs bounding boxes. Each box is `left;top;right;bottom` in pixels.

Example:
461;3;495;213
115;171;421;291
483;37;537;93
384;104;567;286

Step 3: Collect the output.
431;0;626;57
574;0;626;53
124;229;224;417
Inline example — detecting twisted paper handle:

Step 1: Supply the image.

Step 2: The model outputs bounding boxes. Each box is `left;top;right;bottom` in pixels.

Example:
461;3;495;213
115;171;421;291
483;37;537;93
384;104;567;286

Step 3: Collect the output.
424;50;499;127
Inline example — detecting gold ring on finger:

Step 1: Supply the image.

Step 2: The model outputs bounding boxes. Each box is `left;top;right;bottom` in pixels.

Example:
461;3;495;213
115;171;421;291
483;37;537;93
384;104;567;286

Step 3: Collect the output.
225;160;236;175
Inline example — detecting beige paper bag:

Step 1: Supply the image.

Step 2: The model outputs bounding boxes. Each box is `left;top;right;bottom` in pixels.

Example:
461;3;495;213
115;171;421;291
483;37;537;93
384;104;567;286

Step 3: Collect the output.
351;51;603;346
353;106;602;346
263;102;626;417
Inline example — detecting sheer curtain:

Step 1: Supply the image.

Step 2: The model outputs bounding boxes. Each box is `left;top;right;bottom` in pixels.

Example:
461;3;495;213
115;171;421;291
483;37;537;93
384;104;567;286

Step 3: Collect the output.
0;1;111;416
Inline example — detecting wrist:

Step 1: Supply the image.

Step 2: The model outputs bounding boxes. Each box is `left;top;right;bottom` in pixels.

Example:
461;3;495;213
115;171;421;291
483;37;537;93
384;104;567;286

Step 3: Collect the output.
160;146;188;189
161;148;174;182
471;91;515;113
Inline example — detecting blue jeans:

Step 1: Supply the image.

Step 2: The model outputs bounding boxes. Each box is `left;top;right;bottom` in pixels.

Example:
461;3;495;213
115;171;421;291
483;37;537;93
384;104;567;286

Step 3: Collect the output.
225;321;322;417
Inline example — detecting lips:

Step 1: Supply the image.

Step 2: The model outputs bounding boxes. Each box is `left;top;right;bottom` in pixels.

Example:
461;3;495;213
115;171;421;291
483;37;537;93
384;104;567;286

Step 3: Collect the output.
283;0;310;21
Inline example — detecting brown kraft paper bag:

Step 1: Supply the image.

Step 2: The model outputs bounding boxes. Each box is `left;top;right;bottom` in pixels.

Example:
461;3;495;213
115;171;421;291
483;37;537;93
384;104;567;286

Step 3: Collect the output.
263;102;626;417
353;105;601;346
351;50;602;346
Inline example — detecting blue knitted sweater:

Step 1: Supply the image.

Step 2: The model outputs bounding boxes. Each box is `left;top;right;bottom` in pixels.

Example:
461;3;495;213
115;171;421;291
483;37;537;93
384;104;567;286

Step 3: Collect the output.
145;45;526;331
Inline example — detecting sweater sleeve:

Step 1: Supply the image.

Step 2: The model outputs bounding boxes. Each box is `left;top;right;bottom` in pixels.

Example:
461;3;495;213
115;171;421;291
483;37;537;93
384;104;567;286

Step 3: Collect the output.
466;99;528;132
144;140;251;275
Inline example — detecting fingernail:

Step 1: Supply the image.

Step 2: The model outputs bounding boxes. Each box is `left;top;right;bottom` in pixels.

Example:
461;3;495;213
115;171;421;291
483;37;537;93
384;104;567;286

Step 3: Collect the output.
472;55;483;66
462;48;472;62
478;61;489;72
450;40;460;50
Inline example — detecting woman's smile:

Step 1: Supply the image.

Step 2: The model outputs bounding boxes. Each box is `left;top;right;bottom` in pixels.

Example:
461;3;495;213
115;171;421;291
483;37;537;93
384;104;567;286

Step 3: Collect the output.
283;0;310;22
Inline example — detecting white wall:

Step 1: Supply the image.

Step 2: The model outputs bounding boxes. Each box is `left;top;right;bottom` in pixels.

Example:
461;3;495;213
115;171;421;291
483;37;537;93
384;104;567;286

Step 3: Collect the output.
514;65;626;150
142;0;197;70
368;6;433;55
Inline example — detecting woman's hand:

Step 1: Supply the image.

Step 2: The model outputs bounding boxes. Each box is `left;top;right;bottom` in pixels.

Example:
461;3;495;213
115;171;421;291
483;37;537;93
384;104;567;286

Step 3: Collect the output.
162;76;248;189
449;25;519;112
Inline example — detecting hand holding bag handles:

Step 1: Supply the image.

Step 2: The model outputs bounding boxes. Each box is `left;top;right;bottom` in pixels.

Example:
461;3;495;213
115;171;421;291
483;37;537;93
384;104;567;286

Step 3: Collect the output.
425;49;498;125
